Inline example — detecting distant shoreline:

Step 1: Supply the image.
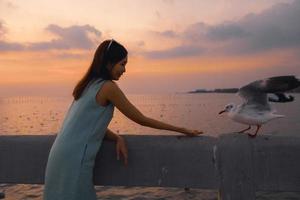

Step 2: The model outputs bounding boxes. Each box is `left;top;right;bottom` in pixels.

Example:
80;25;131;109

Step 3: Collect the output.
187;88;300;94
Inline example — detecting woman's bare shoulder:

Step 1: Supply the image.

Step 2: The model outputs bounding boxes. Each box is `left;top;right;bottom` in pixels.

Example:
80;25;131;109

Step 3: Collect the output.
101;80;120;92
98;80;124;101
96;80;120;106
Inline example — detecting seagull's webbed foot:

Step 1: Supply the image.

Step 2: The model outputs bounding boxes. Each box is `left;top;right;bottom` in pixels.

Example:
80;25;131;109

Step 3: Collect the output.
248;125;261;138
248;133;257;138
238;125;251;133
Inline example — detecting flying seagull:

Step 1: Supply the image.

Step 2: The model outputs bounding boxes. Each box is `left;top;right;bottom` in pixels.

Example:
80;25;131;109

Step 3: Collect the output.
218;75;300;138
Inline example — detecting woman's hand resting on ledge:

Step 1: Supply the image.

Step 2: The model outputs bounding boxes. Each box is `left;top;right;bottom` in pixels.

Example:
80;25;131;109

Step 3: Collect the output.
116;135;128;166
179;128;203;137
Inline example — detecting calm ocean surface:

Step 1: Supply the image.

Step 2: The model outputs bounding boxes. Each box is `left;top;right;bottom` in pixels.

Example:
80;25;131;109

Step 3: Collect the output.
1;93;300;199
1;93;300;136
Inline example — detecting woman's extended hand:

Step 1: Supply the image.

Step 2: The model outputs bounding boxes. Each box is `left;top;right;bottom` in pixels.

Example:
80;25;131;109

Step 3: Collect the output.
116;135;128;166
179;128;203;137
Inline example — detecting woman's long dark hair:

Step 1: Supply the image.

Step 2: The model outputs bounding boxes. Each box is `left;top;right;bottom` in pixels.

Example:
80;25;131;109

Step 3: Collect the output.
72;39;128;100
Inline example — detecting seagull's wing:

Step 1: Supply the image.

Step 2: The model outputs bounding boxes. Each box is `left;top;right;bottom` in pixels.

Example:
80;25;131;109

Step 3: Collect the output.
238;75;300;110
238;80;270;110
257;75;300;93
268;93;295;103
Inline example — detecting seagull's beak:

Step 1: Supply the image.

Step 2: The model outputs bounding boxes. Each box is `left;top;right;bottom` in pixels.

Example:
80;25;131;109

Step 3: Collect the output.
219;110;225;115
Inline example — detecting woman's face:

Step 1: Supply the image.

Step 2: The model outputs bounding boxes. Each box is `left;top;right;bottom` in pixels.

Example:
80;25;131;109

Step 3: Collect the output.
110;56;127;80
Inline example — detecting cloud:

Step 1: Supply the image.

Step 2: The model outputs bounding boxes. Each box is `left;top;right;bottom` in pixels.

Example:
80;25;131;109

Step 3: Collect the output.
144;45;205;59
0;20;25;51
160;30;177;38
28;24;102;50
145;0;300;58
137;40;145;47
0;20;5;38
184;1;300;48
0;24;102;51
3;0;18;9
0;41;24;51
54;52;87;59
161;0;174;5
150;29;178;38
188;22;249;41
155;10;161;19
233;1;300;53
0;0;18;12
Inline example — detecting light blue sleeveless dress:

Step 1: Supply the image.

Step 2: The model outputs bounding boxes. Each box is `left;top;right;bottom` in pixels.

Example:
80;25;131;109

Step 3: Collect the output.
43;78;114;200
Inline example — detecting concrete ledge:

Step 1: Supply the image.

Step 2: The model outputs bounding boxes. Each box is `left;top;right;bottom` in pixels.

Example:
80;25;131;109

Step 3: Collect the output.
94;135;218;188
1;133;300;200
0;134;218;188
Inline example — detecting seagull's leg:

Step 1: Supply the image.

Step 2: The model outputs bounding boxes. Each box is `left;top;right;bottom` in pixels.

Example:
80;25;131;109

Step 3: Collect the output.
248;125;261;138
237;125;251;133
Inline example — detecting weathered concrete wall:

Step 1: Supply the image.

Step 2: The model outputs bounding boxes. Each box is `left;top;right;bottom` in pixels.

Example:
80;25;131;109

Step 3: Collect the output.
0;134;218;188
216;134;300;200
1;133;300;200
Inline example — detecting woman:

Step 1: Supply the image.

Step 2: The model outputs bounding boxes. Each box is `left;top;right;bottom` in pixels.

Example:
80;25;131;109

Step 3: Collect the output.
43;39;203;200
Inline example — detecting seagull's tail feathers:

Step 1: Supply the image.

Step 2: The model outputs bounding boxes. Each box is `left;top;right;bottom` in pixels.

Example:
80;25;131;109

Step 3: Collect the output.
271;113;285;119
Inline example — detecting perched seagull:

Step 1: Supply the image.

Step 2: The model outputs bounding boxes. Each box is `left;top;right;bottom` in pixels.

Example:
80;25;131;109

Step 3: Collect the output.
219;75;300;138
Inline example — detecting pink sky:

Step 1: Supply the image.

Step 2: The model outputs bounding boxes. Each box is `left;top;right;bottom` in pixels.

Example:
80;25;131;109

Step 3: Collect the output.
0;0;299;96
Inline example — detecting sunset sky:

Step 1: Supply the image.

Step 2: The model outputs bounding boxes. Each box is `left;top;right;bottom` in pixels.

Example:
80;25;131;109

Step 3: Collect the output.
0;0;299;96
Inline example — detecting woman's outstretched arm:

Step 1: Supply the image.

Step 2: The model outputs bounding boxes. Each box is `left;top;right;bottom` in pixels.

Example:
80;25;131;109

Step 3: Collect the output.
98;81;203;136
